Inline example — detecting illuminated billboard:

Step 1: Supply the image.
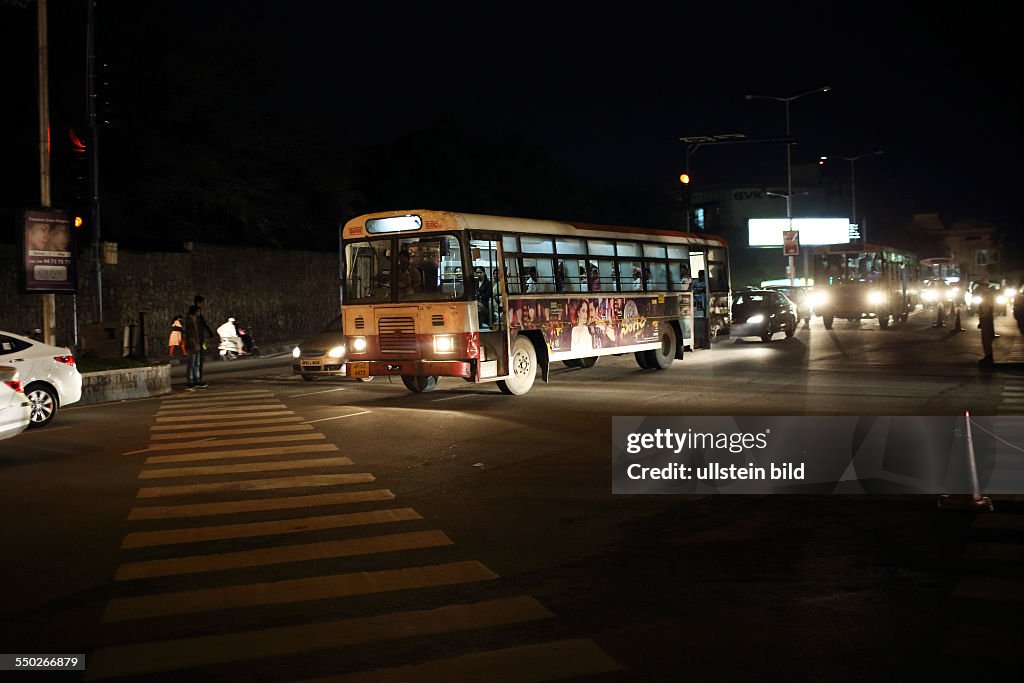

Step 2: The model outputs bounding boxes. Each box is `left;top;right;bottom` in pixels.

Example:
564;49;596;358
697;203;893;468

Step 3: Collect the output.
748;218;851;247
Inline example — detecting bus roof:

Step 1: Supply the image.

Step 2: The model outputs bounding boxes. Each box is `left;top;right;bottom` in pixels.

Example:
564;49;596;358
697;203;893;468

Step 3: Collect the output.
342;209;728;247
811;242;917;257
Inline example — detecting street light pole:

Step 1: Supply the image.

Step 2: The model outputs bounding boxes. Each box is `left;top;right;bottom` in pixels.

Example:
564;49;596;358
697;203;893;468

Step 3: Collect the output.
746;86;831;284
820;150;883;245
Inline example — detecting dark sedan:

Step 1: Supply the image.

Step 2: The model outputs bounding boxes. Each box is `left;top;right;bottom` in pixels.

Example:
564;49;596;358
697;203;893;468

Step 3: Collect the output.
730;289;798;342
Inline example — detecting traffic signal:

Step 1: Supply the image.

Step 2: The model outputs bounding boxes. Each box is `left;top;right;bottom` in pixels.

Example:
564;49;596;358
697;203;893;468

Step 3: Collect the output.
679;172;691;185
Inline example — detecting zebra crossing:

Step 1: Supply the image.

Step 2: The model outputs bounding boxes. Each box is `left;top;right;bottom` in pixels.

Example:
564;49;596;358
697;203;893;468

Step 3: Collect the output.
85;389;622;680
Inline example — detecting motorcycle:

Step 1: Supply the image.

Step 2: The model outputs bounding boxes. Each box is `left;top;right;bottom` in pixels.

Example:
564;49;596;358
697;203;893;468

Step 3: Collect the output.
218;335;245;361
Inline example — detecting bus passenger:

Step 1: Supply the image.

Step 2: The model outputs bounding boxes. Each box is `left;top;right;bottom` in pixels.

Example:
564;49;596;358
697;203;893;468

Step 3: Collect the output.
632;267;644;291
555;261;567;292
474;267;493;327
588;264;601;292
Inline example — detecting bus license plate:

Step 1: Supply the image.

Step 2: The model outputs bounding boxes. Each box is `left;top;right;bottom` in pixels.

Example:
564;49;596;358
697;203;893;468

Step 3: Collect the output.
300;360;321;368
349;362;370;379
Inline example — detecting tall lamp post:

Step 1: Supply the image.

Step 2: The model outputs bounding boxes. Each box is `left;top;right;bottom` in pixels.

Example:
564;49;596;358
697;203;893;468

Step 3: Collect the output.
820;150;884;245
745;85;831;284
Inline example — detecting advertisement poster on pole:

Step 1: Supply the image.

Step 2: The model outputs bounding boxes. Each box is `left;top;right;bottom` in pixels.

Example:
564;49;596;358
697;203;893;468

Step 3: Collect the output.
20;209;77;293
782;230;800;257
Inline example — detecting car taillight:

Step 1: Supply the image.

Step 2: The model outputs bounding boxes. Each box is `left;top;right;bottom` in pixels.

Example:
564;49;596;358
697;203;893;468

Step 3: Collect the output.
54;355;76;366
3;380;23;394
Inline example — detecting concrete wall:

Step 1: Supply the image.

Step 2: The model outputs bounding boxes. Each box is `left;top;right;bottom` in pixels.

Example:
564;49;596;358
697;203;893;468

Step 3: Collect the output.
79;365;172;405
1;243;340;357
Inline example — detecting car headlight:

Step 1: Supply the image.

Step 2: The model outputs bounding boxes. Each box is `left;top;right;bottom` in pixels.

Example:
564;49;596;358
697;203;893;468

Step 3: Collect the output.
350;336;367;352
1005;287;1017;298
996;295;1007;305
292;346;301;358
922;290;937;302
327;345;346;359
433;335;456;353
971;295;983;305
867;291;885;305
811;291;829;306
745;314;764;324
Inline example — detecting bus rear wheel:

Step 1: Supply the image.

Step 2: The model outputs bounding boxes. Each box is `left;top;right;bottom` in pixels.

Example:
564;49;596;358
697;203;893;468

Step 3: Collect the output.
562;359;581;368
401;375;438;393
823;315;834;330
635;351;651;369
497;336;537;395
577;356;598;368
644;324;677;370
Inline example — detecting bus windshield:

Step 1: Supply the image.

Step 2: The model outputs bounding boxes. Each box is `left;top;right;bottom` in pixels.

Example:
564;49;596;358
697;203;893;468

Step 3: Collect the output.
344;234;467;304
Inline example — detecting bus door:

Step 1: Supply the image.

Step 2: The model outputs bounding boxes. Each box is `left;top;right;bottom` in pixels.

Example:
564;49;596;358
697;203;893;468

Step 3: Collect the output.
469;234;509;381
689;252;710;348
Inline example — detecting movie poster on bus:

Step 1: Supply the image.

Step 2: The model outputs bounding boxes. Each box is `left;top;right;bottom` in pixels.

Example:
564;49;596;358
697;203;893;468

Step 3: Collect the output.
508;296;678;353
20;209;77;294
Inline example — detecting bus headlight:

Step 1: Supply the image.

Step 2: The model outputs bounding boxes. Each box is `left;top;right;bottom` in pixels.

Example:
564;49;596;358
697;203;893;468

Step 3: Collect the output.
292;346;301;358
351;336;367;353
745;314;765;324
327;345;346;359
433;335;456;353
868;291;885;305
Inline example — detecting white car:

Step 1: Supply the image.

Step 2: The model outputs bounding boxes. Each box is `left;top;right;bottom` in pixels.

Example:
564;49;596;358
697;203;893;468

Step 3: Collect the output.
0;365;31;440
0;332;83;427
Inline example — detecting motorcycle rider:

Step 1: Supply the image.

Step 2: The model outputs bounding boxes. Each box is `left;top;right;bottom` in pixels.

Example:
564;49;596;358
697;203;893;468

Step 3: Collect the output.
216;317;248;356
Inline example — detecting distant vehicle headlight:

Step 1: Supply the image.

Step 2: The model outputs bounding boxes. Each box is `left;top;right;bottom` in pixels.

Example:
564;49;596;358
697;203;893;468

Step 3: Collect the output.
433;335;456;353
745;314;765;324
327;345;346;358
996;295;1008;305
810;291;829;307
351;336;367;352
922;290;938;302
971;295;983;305
292;346;301;358
867;291;885;305
1005;287;1017;298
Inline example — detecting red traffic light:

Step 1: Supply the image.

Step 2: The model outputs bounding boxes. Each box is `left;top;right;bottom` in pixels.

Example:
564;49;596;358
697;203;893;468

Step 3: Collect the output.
679;173;691;185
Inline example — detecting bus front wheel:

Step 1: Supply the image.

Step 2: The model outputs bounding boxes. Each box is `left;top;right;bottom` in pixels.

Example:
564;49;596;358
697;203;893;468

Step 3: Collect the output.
401;375;438;393
497;336;537;395
823;315;834;330
645;324;677;370
635;351;651;369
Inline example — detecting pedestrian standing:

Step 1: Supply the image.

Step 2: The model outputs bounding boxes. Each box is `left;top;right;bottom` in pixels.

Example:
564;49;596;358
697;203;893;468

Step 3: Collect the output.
183;305;206;389
193;294;215;386
168;315;187;361
978;284;996;366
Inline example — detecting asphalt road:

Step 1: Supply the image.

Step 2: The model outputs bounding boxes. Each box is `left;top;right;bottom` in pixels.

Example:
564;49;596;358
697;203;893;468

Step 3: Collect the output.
2;309;1021;681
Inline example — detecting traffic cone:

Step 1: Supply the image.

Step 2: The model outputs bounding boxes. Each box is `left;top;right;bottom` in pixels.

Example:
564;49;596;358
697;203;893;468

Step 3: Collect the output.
933;304;945;328
953;307;963;332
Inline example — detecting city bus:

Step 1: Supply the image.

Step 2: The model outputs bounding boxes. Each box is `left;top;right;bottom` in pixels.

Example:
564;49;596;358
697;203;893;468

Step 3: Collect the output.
340;210;731;394
811;243;920;329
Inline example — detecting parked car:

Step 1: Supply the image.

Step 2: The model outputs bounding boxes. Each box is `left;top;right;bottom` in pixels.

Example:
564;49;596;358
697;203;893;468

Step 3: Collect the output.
0;331;83;427
730;290;798;342
0;365;32;440
292;314;373;382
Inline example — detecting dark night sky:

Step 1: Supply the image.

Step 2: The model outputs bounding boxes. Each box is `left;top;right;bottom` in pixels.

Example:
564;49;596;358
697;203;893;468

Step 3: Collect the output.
1;2;1020;234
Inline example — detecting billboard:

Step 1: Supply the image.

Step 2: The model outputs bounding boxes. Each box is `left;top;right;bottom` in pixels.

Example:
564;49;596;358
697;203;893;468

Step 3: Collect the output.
748;218;851;247
20;209;77;294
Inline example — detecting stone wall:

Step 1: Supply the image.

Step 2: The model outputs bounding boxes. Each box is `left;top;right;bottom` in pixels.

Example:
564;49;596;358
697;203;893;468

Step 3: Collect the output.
1;243;340;357
79;365;173;405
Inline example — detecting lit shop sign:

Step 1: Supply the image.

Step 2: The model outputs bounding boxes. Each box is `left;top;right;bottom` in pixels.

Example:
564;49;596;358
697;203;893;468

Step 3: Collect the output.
748;218;851;247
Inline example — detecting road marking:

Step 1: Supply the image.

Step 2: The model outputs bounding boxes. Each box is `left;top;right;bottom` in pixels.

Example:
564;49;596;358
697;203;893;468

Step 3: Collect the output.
290;387;348;398
156;410;294;423
151;416;304;431
157;403;283;415
302;411;371;424
151;424;315;440
121;507;421;548
85;597;552;679
432;394;473;402
139;456;351;479
144;443;339;465
157;397;282;409
137;473;375;498
117;529;451;578
101;560;499;622
128;489;395;520
162;390;273;402
142;433;328;452
315;638;624;683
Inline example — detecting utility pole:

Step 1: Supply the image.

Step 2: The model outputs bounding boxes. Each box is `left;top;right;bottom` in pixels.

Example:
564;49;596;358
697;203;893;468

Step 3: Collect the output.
37;0;56;345
87;0;104;322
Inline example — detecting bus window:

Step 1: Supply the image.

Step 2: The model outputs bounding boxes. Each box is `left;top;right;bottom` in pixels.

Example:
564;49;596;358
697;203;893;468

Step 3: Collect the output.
587;239;615;257
643;244;667;259
648;262;669;291
402;235;464;300
667;245;689;260
555;237;586;255
708;261;728;292
619;260;643;291
670;261;692;291
344;240;391;303
616;241;641;258
523;257;555;292
504;256;522;294
594;260;618;291
521;235;554;254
